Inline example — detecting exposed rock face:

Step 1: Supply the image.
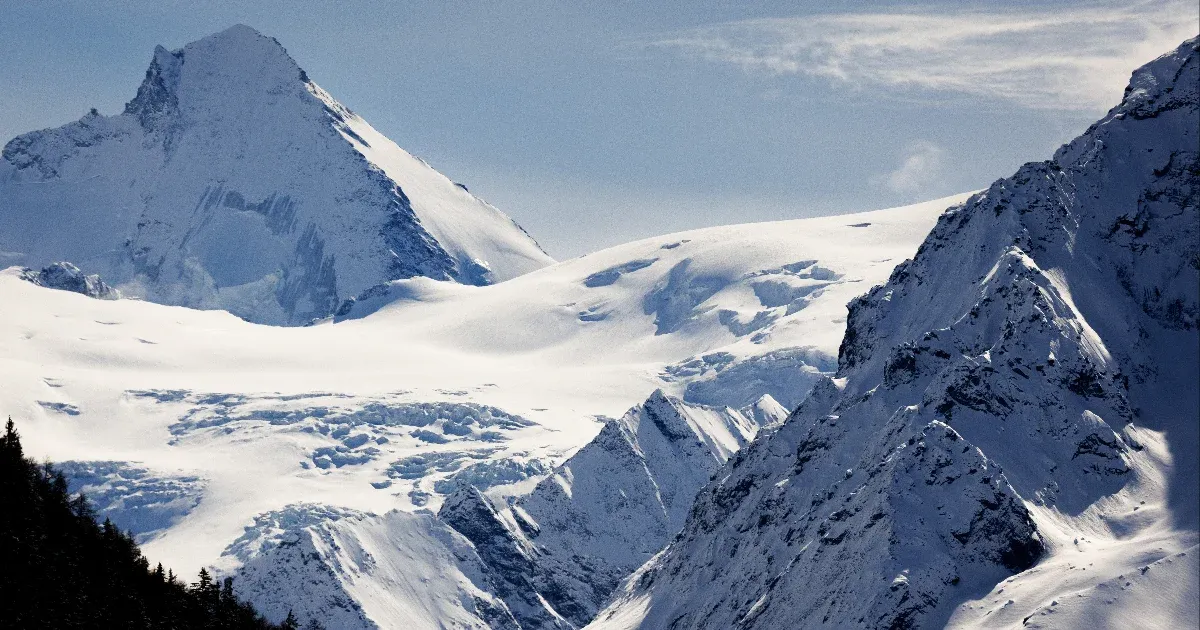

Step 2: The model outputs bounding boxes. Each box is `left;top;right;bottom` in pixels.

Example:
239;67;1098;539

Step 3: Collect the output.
0;25;552;325
437;487;574;629
439;391;760;628
605;385;1045;629
21;262;119;299
590;38;1197;630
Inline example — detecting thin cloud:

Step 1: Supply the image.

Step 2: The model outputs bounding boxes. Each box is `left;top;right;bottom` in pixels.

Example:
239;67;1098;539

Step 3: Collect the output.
637;1;1199;110
878;141;945;195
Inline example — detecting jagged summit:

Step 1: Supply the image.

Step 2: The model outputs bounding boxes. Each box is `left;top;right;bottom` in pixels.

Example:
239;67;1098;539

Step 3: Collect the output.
0;25;553;325
124;25;306;133
1104;35;1198;122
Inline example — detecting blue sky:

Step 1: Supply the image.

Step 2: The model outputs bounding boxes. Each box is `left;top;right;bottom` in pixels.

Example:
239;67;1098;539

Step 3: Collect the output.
1;0;1195;258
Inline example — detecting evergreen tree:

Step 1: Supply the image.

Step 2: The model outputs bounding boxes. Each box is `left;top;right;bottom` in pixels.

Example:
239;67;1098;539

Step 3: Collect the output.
3;416;21;456
195;567;213;592
0;416;311;629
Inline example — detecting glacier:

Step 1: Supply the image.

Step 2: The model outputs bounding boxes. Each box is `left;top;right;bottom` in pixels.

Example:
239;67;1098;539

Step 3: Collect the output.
0;190;957;627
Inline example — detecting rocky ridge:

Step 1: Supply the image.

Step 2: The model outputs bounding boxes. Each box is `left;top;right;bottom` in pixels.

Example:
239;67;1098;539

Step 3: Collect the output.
589;37;1198;629
437;391;766;628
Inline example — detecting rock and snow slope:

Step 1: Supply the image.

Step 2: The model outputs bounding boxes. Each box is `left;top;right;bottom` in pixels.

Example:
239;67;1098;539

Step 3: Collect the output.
590;37;1199;630
438;391;770;628
222;391;773;629
0;25;552;325
227;505;520;629
21;262;120;300
0;190;958;627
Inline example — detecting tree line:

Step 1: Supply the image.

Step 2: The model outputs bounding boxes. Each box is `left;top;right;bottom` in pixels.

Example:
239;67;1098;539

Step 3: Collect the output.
0;417;322;629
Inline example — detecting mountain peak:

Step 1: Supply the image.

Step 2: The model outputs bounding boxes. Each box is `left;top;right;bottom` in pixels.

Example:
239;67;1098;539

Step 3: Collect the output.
186;23;292;62
183;23;299;72
593;36;1198;630
1124;35;1198;107
208;23;271;43
124;24;308;133
1;25;553;325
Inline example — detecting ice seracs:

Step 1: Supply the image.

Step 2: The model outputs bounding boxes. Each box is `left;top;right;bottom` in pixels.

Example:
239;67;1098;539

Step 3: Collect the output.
0;24;552;325
214;392;765;629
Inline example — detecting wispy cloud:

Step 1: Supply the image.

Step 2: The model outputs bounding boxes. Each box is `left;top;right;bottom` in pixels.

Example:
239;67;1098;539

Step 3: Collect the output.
637;1;1198;110
877;141;945;195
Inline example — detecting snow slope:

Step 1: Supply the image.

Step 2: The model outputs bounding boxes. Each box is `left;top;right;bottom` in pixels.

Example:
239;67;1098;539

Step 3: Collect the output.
332;194;966;411
229;505;519;629
0;191;959;627
590;37;1199;630
0;25;552;325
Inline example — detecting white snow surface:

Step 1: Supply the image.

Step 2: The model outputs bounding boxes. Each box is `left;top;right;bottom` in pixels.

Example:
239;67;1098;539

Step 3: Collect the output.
0;25;553;325
0;192;961;627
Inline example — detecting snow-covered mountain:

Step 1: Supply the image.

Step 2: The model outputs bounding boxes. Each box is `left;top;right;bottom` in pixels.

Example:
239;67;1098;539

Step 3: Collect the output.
0;190;956;628
436;391;771;628
0;25;553;325
10;28;1194;630
215;390;775;629
590;37;1199;630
